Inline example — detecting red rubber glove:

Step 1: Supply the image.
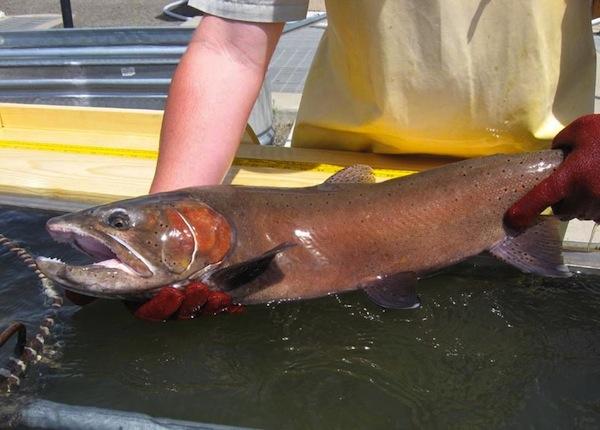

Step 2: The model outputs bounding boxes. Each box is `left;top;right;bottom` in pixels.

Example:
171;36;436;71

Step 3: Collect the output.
505;114;600;231
132;280;243;321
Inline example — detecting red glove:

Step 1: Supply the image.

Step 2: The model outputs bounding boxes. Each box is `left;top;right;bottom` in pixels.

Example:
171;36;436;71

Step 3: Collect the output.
132;281;243;321
505;114;600;231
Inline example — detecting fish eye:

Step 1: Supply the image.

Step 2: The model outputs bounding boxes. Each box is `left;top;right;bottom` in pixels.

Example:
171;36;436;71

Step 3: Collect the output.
107;211;130;230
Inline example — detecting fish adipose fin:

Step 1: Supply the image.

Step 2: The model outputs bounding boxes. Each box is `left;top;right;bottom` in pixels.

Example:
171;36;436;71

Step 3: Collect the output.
490;217;571;278
362;272;421;309
325;165;376;184
206;242;296;291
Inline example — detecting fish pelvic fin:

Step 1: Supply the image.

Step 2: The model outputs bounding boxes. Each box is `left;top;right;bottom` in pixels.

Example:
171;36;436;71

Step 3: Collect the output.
490;217;571;278
206;242;296;292
362;272;421;310
324;165;376;184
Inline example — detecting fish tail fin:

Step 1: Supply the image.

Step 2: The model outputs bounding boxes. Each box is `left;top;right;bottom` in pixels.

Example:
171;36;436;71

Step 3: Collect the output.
489;217;570;277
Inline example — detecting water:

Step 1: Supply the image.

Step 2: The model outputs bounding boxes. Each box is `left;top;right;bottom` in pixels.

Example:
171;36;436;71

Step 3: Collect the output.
2;205;600;429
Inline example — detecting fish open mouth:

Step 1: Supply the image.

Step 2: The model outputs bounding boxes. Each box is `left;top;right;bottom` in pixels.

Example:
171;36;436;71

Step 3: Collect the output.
38;221;154;279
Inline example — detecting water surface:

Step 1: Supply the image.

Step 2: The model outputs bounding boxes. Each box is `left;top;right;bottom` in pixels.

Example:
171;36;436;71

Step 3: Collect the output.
1;205;600;429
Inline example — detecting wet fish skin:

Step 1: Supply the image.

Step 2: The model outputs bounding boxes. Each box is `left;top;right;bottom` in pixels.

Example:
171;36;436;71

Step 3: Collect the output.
36;149;567;305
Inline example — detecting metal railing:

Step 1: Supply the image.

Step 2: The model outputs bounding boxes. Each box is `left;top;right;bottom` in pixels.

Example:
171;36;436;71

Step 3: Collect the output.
0;27;274;144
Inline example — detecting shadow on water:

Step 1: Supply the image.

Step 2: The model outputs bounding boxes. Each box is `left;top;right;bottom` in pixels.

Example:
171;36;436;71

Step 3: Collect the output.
2;205;600;429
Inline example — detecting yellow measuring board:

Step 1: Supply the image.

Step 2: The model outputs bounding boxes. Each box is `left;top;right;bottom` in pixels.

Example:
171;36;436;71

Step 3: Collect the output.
0;103;454;205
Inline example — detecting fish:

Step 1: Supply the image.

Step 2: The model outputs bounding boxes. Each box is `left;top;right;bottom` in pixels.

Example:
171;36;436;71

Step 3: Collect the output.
36;149;570;309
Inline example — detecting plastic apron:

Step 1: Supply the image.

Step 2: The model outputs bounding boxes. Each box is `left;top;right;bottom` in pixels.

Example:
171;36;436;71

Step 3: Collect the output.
292;0;596;157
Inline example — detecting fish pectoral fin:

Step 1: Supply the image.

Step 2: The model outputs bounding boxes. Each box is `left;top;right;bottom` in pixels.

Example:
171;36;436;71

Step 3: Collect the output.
362;272;421;310
207;242;296;291
323;165;376;184
490;217;571;278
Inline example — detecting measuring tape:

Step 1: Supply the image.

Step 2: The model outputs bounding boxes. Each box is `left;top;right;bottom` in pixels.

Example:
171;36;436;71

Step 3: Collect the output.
0;139;417;179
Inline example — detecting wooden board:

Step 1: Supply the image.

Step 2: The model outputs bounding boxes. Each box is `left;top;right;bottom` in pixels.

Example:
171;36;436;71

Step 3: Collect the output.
0;103;456;206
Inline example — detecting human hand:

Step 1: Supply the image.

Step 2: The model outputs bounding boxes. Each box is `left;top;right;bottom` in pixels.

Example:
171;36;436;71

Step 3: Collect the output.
505;114;600;231
131;280;243;322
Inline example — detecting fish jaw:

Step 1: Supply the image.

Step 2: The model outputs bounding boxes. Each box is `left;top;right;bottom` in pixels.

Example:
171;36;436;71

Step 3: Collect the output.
35;256;161;300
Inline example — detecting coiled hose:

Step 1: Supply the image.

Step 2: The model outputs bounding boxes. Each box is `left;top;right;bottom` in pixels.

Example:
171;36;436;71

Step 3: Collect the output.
0;233;63;393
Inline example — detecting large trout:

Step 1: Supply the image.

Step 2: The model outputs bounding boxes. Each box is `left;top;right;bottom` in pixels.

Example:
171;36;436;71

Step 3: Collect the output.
36;150;570;309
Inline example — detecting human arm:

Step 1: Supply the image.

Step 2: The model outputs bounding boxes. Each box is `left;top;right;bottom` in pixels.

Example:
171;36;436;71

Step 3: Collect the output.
505;114;600;231
150;15;284;192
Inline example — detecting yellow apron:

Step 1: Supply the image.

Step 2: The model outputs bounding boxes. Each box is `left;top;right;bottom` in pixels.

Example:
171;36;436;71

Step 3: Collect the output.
292;0;596;157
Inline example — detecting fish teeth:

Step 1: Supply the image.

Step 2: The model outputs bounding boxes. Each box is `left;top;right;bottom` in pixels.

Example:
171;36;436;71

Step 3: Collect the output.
37;256;65;264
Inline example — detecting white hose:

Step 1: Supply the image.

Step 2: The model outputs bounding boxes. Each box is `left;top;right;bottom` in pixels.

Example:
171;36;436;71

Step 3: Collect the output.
163;0;193;22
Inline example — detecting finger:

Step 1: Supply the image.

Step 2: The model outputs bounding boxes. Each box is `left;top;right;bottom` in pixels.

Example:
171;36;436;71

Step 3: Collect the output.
554;190;600;221
176;282;211;320
134;287;185;322
202;291;233;316
552;114;600;152
505;164;573;231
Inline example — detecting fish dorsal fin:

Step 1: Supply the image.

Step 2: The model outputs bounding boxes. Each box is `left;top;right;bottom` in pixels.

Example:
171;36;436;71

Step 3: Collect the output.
490;217;571;278
325;165;376;184
206;242;295;291
362;272;421;309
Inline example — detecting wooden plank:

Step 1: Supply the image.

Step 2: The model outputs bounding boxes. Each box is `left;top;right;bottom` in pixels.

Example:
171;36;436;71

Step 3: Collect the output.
236;144;455;172
0;103;259;148
0;103;455;168
0;102;456;205
0;147;390;205
0;103;162;136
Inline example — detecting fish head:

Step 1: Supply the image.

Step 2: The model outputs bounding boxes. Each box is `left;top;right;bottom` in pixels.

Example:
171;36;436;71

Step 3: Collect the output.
36;193;233;299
